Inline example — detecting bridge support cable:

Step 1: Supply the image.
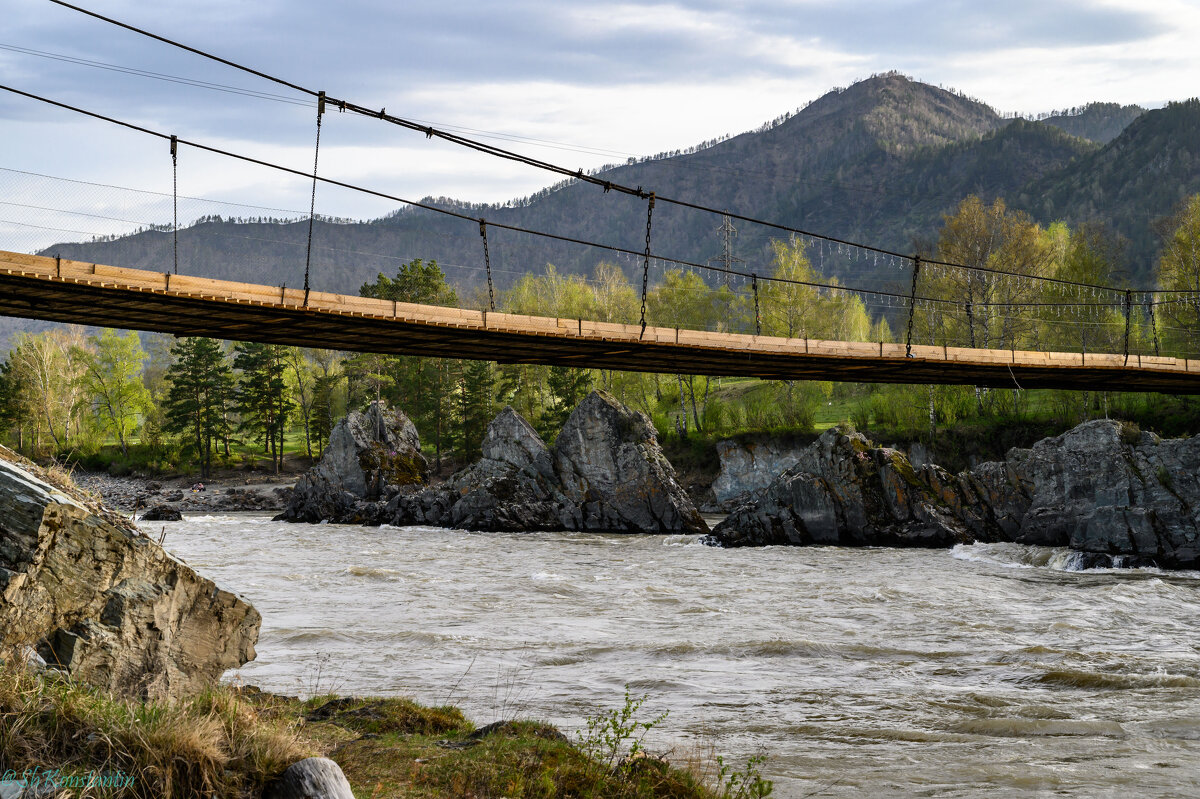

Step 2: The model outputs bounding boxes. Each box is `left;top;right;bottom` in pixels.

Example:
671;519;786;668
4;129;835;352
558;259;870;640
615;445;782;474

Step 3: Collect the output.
1148;297;1161;356
1123;289;1133;365
905;255;921;358
48;0;1193;302
479;219;495;311
751;272;761;336
169;134;178;274
302;91;325;308
639;193;655;340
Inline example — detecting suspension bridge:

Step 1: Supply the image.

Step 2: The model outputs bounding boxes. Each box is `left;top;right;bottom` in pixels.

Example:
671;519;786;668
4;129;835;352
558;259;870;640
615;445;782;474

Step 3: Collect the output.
2;249;1197;393
2;3;1198;395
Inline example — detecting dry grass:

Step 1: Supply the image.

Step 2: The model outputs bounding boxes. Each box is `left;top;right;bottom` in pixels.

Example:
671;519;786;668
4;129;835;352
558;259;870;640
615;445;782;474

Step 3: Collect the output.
1;656;752;799
0;656;311;798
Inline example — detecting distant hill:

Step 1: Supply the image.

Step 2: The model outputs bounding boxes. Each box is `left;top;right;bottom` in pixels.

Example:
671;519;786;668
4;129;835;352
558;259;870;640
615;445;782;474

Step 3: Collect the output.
21;75;1198;345
1013;99;1200;278
1039;102;1146;144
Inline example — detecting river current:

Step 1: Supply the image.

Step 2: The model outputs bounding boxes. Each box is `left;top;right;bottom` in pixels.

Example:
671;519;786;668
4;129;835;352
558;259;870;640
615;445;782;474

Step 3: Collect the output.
163;514;1200;798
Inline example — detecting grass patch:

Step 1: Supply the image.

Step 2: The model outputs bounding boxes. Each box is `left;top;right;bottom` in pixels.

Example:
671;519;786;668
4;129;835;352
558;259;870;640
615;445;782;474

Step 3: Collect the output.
1;659;757;799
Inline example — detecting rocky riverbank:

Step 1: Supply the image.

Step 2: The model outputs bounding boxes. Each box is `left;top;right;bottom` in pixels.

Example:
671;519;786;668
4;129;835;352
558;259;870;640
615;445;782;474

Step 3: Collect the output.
75;472;294;516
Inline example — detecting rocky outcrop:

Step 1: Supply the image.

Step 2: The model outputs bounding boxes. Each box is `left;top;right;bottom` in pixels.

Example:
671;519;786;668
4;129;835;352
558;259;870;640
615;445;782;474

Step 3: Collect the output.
0;448;260;699
959;420;1200;569
706;427;973;548
139;504;182;521
710;438;808;509
290;391;707;534
551;391;707;533
705;419;1200;569
388;406;567;531
277;402;428;523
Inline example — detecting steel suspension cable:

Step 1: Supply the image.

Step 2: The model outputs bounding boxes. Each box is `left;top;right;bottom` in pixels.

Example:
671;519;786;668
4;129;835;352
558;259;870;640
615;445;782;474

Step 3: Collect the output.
46;0;1181;297
170;134;178;274
479;219;495;311
303;92;325;307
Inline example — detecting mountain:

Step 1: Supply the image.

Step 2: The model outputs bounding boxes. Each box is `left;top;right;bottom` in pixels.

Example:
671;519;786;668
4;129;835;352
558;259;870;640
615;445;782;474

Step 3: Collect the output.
1040;102;1146;144
29;75;1199;315
1013;99;1200;277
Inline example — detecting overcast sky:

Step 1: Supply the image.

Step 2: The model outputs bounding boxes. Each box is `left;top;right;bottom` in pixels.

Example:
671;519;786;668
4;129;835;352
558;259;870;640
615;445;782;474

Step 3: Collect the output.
3;0;1200;250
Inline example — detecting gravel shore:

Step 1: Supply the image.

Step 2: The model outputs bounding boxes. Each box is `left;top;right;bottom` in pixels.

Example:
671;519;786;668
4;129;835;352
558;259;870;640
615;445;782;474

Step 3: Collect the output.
75;472;294;515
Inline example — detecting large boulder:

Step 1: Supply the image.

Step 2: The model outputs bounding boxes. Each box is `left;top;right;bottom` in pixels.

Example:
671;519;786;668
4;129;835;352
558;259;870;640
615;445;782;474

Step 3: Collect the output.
339;391;706;534
706;427;972;548
711;438;808;510
961;420;1200;568
389;407;566;531
278;402;428;523
552;391;707;533
0;448;260;699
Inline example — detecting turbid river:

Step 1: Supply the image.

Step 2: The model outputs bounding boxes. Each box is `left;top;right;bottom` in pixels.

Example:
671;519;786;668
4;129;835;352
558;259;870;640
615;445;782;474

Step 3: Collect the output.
163;514;1200;798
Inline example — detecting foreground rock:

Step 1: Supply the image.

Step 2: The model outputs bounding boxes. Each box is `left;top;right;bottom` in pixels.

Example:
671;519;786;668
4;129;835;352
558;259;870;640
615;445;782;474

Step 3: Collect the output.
0;447;260;699
264;758;354;799
958;420;1200;569
278;401;428;523
706;427;972;548
289;391;707;534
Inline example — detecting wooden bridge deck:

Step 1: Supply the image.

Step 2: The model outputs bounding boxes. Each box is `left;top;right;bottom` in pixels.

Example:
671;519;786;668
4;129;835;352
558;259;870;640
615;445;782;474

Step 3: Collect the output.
1;249;1197;393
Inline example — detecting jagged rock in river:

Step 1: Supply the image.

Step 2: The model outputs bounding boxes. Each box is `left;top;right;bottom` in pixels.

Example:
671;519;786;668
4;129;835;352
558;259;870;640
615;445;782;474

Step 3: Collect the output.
705;419;1200;569
0;447;260;699
705;427;972;548
139;503;183;521
710;438;809;510
958;419;1200;569
550;390;707;533
388;406;567;531
302;391;707;534
277;401;428;523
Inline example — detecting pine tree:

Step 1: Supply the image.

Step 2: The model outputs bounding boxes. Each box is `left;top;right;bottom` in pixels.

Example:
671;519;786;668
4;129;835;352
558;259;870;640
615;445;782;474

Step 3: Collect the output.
233;342;293;473
163;337;234;478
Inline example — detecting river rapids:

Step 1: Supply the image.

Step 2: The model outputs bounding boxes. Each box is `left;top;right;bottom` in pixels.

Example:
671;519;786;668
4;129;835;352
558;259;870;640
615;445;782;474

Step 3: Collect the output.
162;514;1200;798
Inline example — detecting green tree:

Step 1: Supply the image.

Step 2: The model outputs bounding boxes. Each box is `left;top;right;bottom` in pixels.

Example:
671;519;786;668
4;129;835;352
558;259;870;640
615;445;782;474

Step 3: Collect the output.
458;360;496;459
0;357;34;451
545;365;593;438
1157;194;1200;355
360;258;459;307
75;329;152;456
358;258;463;466
164;337;234;478
233;342;293;473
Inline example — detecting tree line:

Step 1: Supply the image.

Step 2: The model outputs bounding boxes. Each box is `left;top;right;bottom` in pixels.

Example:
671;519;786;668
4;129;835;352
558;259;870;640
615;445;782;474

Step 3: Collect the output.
1;193;1197;474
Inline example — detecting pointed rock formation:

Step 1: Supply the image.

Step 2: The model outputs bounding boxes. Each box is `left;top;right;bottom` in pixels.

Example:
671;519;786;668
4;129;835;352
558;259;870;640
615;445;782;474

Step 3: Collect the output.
285;391;707;534
278;401;428;523
0;447;259;699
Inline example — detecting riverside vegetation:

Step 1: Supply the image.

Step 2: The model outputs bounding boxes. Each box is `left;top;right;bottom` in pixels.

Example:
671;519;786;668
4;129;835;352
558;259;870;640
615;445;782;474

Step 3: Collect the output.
0;657;772;799
2;193;1199;482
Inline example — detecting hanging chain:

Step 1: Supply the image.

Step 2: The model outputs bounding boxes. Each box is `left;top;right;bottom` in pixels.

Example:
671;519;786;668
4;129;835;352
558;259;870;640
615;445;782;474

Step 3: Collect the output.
302;91;325;307
1147;297;1160;356
479;219;495;311
1122;288;1132;365
905;255;921;358
170;135;178;275
751;272;761;336
639;192;655;339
